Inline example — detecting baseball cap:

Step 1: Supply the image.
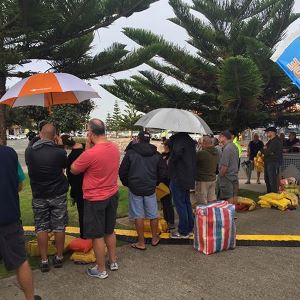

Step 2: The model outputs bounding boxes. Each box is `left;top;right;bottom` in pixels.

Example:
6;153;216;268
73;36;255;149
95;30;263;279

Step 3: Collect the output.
138;131;151;142
265;127;277;133
220;130;232;140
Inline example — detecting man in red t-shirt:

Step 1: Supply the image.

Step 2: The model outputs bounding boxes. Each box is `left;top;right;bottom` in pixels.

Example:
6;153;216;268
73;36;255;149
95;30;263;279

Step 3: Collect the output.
71;119;120;279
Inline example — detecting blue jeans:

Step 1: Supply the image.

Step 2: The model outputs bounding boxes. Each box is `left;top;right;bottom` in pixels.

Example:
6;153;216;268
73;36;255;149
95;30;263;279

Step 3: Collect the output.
264;162;279;193
170;180;194;235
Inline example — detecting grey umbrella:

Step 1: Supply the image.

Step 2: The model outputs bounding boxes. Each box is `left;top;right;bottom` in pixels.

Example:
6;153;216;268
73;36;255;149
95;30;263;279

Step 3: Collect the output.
135;108;213;134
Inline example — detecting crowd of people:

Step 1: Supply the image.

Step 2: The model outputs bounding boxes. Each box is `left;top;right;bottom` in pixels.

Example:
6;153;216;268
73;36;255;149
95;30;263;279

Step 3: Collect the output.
0;119;296;299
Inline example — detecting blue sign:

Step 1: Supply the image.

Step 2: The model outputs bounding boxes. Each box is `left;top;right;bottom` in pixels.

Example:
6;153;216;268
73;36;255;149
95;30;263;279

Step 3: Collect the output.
271;32;300;89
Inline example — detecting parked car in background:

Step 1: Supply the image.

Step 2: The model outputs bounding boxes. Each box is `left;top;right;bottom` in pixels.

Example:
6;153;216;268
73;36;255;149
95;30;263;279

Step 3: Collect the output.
151;132;161;140
7;135;18;140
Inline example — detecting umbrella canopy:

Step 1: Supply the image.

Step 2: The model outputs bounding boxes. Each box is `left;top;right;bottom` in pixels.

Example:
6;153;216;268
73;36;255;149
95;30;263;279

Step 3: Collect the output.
135;108;213;135
0;73;100;107
271;28;300;89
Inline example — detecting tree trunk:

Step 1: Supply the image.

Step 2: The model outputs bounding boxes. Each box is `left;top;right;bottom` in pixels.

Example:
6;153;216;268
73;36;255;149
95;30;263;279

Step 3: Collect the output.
0;73;7;145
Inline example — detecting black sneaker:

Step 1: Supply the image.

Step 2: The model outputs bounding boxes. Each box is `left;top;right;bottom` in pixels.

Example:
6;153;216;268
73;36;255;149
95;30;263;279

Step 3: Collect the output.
40;261;50;273
52;256;63;268
34;296;42;300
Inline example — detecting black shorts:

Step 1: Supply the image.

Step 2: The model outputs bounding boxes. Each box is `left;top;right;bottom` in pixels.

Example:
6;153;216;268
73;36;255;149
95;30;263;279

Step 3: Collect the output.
0;221;27;271
83;193;119;239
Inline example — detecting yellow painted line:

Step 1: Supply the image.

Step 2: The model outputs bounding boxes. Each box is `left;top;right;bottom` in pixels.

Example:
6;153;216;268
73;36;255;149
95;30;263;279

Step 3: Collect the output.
23;227;300;242
236;234;300;241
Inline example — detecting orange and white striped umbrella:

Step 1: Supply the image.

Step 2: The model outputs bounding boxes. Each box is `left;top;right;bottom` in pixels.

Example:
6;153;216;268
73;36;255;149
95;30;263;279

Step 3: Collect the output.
0;73;100;107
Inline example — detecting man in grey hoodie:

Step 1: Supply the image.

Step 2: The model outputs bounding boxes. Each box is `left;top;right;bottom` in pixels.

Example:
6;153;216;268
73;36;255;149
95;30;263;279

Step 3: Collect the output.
195;136;219;204
25;124;68;273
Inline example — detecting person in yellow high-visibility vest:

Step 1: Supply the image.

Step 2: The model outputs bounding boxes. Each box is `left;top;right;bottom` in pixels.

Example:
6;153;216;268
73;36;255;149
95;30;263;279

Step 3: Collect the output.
161;130;169;142
230;130;242;169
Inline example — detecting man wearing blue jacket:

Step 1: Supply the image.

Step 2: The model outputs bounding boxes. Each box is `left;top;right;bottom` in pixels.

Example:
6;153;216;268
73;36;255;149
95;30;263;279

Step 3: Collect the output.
0;145;41;300
119;131;167;250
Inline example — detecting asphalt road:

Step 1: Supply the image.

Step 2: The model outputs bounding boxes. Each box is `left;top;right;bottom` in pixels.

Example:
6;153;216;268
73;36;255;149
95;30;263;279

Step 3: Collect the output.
7;139;28;169
8;139;253;180
1;245;300;300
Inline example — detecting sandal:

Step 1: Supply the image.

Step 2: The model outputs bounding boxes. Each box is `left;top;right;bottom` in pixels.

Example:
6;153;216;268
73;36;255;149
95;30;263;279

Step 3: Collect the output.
151;238;161;247
131;243;146;251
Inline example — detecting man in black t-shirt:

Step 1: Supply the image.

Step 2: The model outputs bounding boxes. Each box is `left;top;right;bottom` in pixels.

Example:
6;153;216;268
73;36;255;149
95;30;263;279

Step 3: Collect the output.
246;133;264;184
26;123;68;272
0;145;41;300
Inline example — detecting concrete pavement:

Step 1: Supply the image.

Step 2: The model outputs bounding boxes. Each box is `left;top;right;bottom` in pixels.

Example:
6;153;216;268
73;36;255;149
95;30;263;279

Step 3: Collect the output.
1;245;300;300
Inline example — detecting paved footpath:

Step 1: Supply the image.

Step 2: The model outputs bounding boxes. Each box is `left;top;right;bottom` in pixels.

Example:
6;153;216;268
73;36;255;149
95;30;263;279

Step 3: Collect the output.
1;244;300;300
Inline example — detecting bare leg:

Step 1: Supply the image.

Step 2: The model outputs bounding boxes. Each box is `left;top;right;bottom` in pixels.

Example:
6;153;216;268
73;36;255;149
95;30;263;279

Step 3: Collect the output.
54;231;65;257
104;232;117;263
93;238;106;272
150;218;160;245
257;172;261;183
37;232;48;261
16;260;34;300
134;219;145;248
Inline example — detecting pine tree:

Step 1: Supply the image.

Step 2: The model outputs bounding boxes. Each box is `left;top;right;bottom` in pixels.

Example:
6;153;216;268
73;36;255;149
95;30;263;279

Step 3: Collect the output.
110;101;122;135
102;0;300;130
105;113;113;131
120;103;142;137
0;0;159;144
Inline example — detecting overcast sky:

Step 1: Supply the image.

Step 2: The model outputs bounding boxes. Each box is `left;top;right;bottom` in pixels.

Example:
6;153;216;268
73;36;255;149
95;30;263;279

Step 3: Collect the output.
7;0;300;120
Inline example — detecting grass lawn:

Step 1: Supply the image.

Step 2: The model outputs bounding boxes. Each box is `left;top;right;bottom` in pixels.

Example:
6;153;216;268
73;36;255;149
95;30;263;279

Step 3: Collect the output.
238;189;263;201
0;179;129;279
0;181;260;279
19;177;129;226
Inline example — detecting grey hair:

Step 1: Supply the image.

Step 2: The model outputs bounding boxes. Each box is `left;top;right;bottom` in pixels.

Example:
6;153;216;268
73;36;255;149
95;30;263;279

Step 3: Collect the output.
88;118;105;136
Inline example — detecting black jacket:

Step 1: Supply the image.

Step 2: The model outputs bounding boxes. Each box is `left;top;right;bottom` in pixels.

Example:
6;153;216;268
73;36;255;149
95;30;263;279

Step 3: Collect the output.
66;147;85;200
25;139;68;199
168;132;196;190
264;136;283;164
119;142;167;196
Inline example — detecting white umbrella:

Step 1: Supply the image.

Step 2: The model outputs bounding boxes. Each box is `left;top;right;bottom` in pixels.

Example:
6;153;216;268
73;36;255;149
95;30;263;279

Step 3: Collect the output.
135;108;213;134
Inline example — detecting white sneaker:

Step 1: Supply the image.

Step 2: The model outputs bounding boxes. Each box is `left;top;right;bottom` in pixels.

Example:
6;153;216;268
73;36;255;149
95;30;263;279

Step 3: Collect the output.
171;232;190;239
108;262;119;271
87;265;108;279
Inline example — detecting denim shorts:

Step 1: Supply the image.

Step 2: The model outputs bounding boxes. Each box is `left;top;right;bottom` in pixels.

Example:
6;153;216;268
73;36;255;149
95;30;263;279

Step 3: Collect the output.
128;190;158;220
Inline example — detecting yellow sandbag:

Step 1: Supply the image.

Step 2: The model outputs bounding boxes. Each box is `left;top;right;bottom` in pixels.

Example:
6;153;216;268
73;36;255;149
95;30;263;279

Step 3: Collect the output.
258;200;271;208
49;234;77;249
70;249;96;264
282;192;298;207
26;239;56;257
259;193;284;201
156;183;170;201
268;198;291;211
144;218;168;233
237;197;256;211
284;185;300;196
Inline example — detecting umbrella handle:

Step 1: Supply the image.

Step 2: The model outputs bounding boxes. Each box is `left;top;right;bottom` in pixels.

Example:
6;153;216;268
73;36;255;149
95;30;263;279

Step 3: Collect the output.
48;93;54;114
48;105;53;114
